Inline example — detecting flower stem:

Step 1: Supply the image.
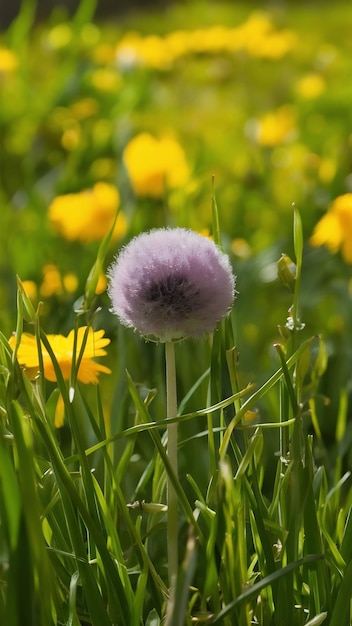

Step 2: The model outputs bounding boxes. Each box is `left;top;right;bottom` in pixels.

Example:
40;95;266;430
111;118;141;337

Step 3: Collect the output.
165;340;178;590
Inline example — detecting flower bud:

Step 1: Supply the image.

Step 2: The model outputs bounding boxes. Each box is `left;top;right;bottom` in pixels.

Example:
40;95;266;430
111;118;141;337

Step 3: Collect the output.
277;254;296;291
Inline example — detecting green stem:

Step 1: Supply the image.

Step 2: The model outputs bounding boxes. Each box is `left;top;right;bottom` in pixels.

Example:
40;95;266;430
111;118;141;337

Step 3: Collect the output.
165;341;178;590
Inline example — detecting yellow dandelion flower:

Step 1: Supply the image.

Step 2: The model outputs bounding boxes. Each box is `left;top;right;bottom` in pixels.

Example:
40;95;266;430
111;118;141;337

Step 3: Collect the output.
92;43;116;64
21;280;38;302
39;265;79;298
318;157;336;183
45;23;73;50
0;48;18;74
70;98;99;120
62;273;79;294
90;157;116;179
310;193;352;264
48;182;126;242
163;30;191;61
231;238;252;260
255;106;296;147
40;264;63;298
123;132;190;198
115;32;144;69
116;32;172;70
90;68;122;92
9;327;111;427
186;26;231;55
248;31;296;59
138;35;172;69
9;327;111;384
61;122;81;150
232;12;296;59
296;73;326;99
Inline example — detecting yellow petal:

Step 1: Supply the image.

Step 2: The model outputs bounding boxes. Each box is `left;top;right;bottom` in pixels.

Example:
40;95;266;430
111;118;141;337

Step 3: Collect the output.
310;211;343;252
54;393;65;428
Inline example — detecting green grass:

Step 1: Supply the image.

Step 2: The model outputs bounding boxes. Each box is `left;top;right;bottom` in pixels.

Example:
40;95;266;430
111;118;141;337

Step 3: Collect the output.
1;1;352;624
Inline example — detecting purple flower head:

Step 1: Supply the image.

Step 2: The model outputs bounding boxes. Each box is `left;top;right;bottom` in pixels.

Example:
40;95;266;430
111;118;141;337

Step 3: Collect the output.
108;228;236;342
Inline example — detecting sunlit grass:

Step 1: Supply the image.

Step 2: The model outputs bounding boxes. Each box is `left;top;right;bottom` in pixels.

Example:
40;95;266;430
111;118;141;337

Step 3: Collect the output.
1;1;352;624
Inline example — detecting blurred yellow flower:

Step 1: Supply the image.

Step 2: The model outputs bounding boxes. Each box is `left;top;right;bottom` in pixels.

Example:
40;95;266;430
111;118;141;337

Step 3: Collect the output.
255;106;296;147
90;158;116;179
310;193;352;264
115;15;295;69
186;26;232;55
9;327;111;427
318;157;336;184
296;73;326;99
40;264;63;297
92;43;116;64
90;68;122;92
116;32;172;70
123;133;190;198
39;264;78;297
240;12;296;59
61;122;81;150
95;273;108;294
48;182;126;242
231;238;252;259
21;280;38;302
62;273;79;294
70;98;99;120
163;30;192;59
0;48;18;74
45;23;73;50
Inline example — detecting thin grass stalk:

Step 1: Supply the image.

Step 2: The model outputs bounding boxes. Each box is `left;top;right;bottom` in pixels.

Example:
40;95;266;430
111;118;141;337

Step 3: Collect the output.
13;343;132;623
213;554;324;623
77;389;168;605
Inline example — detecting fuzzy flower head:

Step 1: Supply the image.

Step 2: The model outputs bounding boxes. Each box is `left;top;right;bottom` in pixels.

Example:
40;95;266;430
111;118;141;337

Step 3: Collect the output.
108;228;235;342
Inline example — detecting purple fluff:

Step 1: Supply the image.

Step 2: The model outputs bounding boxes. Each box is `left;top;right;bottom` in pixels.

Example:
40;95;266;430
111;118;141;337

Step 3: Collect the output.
108;227;236;341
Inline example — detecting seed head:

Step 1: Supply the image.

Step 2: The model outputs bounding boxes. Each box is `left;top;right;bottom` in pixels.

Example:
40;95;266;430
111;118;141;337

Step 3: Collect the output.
108;228;236;341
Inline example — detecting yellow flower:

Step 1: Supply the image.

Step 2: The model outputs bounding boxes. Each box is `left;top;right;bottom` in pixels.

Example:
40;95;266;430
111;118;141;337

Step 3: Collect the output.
0;48;18;74
231;238;252;260
310;193;352;264
40;264;64;297
186;26;232;55
69;98;99;120
62;273;79;294
61;123;81;150
255;106;296;147
114;16;295;68
21;280;38;302
92;43;116;64
296;73;326;99
9;327;111;384
229;12;296;59
90;68;122;92
116;32;172;70
48;182;126;242
123;133;190;198
9;327;111;428
45;23;73;50
163;30;192;60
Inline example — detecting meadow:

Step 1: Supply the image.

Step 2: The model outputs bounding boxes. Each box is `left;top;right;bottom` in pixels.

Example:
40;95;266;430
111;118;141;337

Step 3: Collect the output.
0;1;352;624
